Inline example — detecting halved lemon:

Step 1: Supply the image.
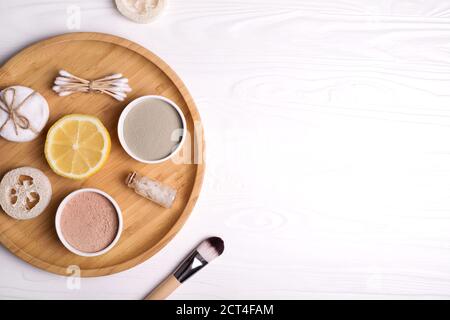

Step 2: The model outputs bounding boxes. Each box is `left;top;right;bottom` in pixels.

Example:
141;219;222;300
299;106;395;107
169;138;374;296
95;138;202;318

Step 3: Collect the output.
45;114;111;180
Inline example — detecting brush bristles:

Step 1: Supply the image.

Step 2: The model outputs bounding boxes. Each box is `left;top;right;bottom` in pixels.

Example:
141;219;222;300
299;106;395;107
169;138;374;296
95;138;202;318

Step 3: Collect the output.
197;237;224;263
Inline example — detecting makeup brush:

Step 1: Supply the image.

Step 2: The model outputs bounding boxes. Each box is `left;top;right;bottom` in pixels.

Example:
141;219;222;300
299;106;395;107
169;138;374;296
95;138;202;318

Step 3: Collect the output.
144;237;225;300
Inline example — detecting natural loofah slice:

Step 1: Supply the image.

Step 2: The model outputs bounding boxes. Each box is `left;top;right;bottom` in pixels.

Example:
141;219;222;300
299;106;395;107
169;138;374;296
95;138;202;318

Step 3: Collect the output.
0;167;52;220
115;0;165;24
0;86;49;142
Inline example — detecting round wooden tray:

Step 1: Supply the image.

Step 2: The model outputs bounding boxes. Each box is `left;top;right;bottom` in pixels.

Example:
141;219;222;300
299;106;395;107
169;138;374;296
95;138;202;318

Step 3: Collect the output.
0;32;205;277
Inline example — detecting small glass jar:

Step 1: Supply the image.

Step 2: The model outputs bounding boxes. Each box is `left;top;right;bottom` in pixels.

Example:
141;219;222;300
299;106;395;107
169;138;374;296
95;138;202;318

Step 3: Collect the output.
126;171;176;208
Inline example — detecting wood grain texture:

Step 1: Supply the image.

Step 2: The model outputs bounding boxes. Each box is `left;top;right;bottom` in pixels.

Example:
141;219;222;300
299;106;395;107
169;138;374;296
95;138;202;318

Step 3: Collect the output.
2;0;450;299
0;32;205;277
144;274;181;300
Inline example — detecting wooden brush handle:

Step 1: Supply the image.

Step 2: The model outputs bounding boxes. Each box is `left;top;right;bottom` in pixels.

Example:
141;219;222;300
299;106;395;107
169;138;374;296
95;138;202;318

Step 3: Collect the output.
144;275;181;300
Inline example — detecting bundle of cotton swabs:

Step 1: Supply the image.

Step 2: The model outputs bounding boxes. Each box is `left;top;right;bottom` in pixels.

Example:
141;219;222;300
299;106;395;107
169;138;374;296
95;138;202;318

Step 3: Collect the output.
52;70;132;101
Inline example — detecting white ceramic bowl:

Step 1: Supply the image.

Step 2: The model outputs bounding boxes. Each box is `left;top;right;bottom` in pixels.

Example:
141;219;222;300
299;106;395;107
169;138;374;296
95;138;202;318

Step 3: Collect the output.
117;95;187;164
55;188;123;257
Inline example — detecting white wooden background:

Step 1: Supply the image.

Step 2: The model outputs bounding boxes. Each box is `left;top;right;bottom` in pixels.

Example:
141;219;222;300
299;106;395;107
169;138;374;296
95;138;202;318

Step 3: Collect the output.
1;0;450;299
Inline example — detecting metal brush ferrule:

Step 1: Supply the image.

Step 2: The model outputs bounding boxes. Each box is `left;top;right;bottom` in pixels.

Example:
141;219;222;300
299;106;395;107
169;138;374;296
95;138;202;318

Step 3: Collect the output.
173;250;208;283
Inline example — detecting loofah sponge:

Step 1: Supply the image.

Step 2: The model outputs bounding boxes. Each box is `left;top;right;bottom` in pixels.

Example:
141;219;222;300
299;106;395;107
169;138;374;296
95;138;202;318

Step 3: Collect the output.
115;0;165;23
0;167;52;220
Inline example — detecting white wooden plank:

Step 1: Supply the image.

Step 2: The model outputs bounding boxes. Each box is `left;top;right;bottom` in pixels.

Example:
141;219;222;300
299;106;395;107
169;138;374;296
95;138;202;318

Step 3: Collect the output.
1;0;450;299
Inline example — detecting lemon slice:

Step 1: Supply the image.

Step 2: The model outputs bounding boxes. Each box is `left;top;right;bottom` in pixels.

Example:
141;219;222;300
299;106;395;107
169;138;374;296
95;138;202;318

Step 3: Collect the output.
45;114;111;180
